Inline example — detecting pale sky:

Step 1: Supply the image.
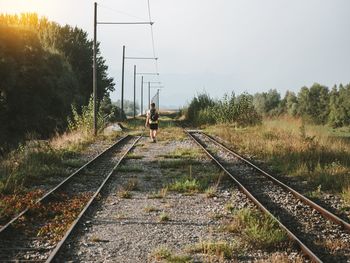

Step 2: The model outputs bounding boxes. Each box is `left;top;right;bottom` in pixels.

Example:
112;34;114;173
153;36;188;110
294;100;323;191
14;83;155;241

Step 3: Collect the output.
1;0;350;108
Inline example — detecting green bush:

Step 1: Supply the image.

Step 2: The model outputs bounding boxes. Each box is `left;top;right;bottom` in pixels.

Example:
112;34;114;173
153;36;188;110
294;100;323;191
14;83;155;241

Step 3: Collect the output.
68;96;106;133
185;92;261;127
186;93;215;125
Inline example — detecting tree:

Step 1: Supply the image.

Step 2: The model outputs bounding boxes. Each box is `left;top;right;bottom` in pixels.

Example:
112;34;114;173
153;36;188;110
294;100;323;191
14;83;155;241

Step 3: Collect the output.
284;91;298;116
329;84;350;127
186;93;215;123
0;14;116;151
211;92;236;123
297;86;310;119
235;93;261;126
308;83;329;124
253;93;266;115
253;89;281;116
265;89;281;115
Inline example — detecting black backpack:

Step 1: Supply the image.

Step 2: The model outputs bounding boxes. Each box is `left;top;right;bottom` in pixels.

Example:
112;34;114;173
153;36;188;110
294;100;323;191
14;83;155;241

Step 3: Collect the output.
150;109;159;121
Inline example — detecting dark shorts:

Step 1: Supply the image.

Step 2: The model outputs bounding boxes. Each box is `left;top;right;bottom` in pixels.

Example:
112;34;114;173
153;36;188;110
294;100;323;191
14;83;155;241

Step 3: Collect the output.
150;123;158;130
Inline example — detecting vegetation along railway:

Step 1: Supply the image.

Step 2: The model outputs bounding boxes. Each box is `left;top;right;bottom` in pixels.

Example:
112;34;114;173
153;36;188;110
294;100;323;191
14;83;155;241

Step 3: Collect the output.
1;2;350;262
0;135;141;262
0;123;349;262
187;130;350;263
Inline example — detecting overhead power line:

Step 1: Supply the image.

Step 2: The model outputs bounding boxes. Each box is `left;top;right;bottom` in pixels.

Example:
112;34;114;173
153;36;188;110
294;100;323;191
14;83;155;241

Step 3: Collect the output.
98;4;148;21
147;0;159;73
98;22;153;25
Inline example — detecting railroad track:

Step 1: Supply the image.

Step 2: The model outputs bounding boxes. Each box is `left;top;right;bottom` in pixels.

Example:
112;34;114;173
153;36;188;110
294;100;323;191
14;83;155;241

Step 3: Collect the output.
186;130;350;263
0;134;141;262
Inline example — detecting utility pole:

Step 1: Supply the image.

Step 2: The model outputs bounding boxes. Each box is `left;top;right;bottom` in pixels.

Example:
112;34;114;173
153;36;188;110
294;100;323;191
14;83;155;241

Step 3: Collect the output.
93;2;97;136
141;76;144;115
93;3;156;122
133;65;136;118
121;45;125;120
148;81;151;110
121;54;156;118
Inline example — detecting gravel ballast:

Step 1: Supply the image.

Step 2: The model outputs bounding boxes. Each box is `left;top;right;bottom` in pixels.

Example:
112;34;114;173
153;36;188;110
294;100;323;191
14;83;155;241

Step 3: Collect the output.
59;136;303;262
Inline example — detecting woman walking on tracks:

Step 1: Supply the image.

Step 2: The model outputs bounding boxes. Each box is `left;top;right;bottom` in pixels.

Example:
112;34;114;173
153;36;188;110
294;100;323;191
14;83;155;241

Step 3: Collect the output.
145;103;159;142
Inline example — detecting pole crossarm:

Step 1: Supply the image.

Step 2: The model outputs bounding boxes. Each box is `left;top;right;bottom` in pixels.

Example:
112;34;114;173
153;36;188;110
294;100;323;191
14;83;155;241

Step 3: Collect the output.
93;2;160;128
143;81;161;84
97;22;154;25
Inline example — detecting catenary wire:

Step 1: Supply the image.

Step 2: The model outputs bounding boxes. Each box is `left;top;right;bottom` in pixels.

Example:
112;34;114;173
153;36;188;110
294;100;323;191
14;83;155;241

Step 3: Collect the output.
147;0;159;74
98;4;148;22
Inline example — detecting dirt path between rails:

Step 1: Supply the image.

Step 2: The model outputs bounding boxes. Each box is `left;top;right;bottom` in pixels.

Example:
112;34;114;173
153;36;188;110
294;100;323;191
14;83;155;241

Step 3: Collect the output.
61;135;304;263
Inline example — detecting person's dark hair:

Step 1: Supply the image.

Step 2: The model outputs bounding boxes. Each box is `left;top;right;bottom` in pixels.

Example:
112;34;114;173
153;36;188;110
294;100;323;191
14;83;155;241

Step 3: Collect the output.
151;102;156;108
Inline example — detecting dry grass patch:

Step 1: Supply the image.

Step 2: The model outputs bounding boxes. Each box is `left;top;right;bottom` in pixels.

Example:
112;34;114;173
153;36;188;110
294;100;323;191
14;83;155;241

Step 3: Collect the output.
209;118;350;193
50;130;96;152
159;127;187;141
0;139;80;194
144;206;160;213
114;213;127;219
320;238;350;252
186;240;235;260
306;185;322;199
209;212;224;221
205;186;217;198
224;208;287;249
117;189;132;199
163;202;173;208
206;117;350;195
150;246;192;263
225;203;235;213
123;178;139;191
159;212;170;222
148;187;168;199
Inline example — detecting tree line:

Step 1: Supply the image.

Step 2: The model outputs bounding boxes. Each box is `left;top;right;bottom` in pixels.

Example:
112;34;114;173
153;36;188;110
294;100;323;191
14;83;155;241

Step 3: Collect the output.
0;13;121;153
185;83;350;128
253;83;350;127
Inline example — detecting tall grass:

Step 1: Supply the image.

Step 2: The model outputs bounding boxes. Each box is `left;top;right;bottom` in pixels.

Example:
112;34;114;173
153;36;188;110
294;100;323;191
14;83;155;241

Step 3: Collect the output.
186;240;235;260
225;208;287;249
185;92;261;127
0;142;70;194
0;98;112;195
207;116;350;195
0;123;104;223
68;96;106;134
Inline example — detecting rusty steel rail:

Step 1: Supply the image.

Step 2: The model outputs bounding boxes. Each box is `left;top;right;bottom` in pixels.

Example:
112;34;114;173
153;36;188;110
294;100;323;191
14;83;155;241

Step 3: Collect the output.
46;135;142;262
0;135;131;236
203;132;350;232
186;130;322;263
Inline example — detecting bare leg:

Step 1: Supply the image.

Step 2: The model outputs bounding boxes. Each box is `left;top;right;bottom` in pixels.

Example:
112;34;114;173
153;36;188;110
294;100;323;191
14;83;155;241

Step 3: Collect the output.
149;129;153;140
152;130;157;141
